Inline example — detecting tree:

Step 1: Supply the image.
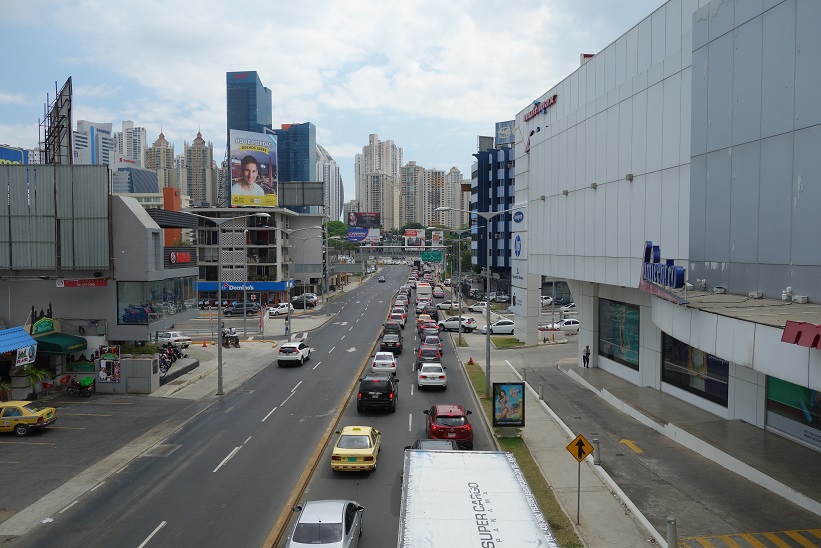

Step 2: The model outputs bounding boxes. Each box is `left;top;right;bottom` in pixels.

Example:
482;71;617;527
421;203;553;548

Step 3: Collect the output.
327;220;348;239
401;222;424;231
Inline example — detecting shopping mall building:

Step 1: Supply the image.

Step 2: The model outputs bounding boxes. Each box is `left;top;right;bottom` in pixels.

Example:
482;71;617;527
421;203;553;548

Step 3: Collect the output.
511;0;821;451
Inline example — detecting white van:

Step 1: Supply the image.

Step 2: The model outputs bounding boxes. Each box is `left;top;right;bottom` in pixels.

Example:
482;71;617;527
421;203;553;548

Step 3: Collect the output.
415;282;432;303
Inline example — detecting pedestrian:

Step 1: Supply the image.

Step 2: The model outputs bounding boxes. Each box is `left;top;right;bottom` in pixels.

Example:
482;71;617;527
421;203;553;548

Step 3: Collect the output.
583;345;590;368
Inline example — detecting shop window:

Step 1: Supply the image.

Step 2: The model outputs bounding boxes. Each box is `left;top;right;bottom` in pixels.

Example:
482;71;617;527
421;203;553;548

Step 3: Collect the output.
598;299;640;370
117;276;197;325
766;377;821;450
661;333;728;407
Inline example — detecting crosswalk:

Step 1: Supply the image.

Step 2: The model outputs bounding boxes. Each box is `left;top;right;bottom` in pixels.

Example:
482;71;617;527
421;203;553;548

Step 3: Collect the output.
678;528;821;547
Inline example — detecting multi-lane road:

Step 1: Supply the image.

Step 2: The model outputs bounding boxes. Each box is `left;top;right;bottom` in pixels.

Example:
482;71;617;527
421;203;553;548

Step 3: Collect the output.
14;266;479;547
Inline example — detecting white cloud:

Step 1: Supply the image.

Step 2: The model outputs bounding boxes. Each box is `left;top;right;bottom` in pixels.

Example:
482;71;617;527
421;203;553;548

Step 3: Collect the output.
0;92;29;105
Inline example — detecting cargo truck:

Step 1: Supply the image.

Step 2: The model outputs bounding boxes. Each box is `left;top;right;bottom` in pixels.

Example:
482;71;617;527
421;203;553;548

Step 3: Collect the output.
398;450;558;547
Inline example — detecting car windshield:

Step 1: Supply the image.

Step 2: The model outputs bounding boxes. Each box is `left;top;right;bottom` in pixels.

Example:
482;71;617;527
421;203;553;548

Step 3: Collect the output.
292;522;343;544
435;416;467;427
337;435;372;449
383;335;399;342
363;380;392;391
420;348;439;358
424;337;440;345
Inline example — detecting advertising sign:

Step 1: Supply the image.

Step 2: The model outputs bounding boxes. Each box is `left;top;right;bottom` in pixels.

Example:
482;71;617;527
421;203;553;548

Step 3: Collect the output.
404;229;425;248
56;279;108;288
347;212;381;228
16;344;36;366
97;345;121;383
431;231;444;246
229;130;278;207
0;145;29;165
492;382;525;427
347;228;381;243
495;120;515;146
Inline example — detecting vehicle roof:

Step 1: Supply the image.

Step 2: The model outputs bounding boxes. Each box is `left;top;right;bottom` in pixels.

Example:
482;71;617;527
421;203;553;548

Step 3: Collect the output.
382;333;400;340
374;352;395;360
280;342;301;348
340;425;375;435
431;403;466;415
419;363;443;370
297;499;351;523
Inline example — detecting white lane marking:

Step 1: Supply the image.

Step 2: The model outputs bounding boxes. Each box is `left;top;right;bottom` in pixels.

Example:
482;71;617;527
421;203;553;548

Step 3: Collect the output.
329;346;336;353
90;482;105;492
244;436;252;445
349;326;353;331
410;384;414;396
262;406;278;422
138;521;168;548
356;318;360;322
292;381;303;392
340;335;345;340
281;391;295;406
59;500;79;514
408;413;413;432
312;361;321;370
115;465;128;474
213;446;241;473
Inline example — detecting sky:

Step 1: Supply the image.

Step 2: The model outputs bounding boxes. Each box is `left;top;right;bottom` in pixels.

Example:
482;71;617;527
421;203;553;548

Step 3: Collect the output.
1;0;664;203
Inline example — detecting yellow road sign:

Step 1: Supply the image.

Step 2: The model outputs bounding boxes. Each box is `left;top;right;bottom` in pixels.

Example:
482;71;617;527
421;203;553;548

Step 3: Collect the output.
566;434;593;463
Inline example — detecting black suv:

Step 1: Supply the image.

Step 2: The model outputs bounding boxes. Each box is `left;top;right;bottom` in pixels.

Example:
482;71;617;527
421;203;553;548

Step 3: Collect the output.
382;321;403;337
356;373;399;413
291;296;316;309
423;305;439;321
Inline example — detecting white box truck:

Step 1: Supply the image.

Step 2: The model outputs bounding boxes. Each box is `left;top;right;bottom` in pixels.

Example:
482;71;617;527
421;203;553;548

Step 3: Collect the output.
398;450;558;547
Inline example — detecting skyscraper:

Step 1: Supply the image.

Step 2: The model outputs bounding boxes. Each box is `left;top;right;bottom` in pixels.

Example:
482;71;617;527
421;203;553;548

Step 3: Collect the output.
400;161;424;227
145;132;177;188
419;168;445;228
184;131;216;205
226;71;272;139
355;134;402;215
317;144;344;221
114;120;147;167
272;123;316;182
443;167;468;229
73;120;114;165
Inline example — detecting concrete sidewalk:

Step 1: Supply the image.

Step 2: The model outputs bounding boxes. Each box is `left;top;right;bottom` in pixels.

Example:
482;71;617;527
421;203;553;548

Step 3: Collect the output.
450;340;661;547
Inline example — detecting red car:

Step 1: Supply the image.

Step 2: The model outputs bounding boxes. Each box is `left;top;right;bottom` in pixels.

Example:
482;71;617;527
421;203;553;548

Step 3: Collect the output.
424;404;473;449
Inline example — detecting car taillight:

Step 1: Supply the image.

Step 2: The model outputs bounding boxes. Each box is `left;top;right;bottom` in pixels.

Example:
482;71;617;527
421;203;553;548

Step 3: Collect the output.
391;363;395;368
357;392;363;400
430;424;438;432
419;375;427;379
331;455;341;461
37;417;44;424
389;392;395;400
372;362;376;368
363;456;374;462
465;424;472;431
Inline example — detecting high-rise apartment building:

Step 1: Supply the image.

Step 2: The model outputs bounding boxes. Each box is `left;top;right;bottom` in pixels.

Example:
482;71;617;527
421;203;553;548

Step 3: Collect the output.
184;131;216;205
145;132;177;189
354;134;402;214
174;154;186;190
273;123;316;182
73;120;114;165
443;167;468;229
419;168;445;228
363;173;400;231
317;144;344;221
226;71;272;139
400;161;424;228
114;120;147;167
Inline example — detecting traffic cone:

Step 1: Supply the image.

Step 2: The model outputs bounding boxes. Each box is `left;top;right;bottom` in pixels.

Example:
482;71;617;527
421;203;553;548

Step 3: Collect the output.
467;356;475;365
202;339;208;347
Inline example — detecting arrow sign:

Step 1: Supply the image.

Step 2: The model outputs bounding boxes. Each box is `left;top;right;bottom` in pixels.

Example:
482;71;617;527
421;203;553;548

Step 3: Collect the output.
333;322;348;326
346;347;357;353
566;434;593;463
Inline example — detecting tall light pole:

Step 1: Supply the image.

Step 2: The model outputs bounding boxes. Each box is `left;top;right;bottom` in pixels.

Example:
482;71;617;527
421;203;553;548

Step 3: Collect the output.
186;211;270;396
437;204;525;397
278;226;322;342
429;227;471;346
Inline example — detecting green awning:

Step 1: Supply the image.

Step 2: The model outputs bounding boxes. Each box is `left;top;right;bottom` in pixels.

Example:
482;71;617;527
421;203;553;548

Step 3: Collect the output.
34;332;88;355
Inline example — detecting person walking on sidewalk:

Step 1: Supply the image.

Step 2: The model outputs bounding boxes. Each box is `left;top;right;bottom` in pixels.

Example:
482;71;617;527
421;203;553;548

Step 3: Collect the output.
583;345;591;368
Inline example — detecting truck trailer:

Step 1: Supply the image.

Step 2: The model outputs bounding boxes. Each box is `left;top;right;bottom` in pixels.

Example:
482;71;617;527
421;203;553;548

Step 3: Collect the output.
398;450;559;547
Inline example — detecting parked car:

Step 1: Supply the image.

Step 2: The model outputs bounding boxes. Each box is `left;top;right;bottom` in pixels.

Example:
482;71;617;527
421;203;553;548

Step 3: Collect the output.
0;401;57;437
331;426;381;472
543;318;581;333
291;296;316;309
436;300;458;311
468;301;488;313
268;303;294;317
424;404;473;449
493;293;510;303
380;333;403;354
438;316;477;332
278;341;311;366
414;346;442;370
561;302;576;312
300;293;319;306
417;363;447;390
223;303;260;316
540;295;553;306
157;331;192;348
481;319;515;335
286;499;364;547
357;372;399;413
371;351;398;375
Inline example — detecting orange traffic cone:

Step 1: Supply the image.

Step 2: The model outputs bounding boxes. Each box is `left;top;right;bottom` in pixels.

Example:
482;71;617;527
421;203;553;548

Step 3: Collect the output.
202;339;208;347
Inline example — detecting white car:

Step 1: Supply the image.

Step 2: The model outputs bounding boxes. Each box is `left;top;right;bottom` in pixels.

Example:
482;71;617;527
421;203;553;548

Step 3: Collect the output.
438;316;477;332
371;351;397;375
278;341;312;366
469;301;488;312
417;363;447;390
436;300;458;311
157;331;191;348
544;318;580;333
268;303;294;317
540;295;553;306
286;499;364;548
561;302;576;311
481;319;515;335
493;293;510;303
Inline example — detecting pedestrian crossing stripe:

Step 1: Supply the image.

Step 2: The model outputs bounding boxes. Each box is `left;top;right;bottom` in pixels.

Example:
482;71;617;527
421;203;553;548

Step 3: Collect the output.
678;528;821;547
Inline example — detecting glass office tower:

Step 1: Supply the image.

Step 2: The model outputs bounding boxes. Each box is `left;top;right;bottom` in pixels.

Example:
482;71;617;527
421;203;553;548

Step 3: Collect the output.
226;71;273;138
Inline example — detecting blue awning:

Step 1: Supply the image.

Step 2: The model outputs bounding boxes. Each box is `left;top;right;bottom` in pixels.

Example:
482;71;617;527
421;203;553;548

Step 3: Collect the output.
0;327;37;354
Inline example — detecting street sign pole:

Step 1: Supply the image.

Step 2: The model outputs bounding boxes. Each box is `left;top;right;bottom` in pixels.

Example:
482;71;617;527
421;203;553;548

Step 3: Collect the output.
566;433;593;525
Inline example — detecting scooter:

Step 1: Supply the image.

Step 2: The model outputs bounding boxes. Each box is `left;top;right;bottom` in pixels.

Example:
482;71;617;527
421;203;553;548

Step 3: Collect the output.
65;376;93;397
221;331;240;348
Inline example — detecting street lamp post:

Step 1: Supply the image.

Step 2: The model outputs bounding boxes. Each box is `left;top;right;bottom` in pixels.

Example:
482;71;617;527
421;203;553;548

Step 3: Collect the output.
278;225;322;342
430;227;471;346
185;211;270;396
436;205;525;397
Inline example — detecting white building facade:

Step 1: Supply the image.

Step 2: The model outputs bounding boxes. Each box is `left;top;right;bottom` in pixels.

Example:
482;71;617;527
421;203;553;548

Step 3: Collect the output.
513;0;821;452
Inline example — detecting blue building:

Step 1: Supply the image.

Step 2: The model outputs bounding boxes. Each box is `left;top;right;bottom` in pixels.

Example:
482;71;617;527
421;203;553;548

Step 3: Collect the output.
471;145;515;281
226;71;272;139
273;122;316;182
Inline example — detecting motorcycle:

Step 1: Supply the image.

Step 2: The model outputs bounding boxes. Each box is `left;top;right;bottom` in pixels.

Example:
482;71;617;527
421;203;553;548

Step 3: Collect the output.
66;376;93;397
159;354;171;378
221;331;240;348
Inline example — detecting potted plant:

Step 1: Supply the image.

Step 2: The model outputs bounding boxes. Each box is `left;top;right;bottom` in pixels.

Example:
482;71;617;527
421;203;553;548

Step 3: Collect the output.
11;366;49;401
0;380;10;401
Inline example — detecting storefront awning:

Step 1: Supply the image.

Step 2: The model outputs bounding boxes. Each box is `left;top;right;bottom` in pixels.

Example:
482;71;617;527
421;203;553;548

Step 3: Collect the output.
35;332;88;355
0;327;37;354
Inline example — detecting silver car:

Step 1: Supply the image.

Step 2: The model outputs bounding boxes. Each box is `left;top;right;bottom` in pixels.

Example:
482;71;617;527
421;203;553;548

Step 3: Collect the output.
286;499;364;548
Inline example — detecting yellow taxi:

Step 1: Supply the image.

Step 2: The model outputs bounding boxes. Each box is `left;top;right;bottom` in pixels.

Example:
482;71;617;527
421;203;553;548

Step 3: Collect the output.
416;314;432;328
0;401;57;437
331;426;381;472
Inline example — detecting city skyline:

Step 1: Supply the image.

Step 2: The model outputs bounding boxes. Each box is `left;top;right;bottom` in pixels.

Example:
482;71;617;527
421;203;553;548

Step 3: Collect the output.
1;0;663;200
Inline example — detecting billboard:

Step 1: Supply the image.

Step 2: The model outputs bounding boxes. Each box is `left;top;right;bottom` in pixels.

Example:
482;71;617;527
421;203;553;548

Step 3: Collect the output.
495;120;515;146
347;227;380;243
0;145;29;165
431;230;444;246
404;228;425;248
493;382;525;427
229;130;277;207
347;211;381;228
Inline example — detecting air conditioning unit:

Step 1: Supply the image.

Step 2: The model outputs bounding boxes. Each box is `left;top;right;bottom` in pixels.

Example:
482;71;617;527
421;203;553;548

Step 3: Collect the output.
713;286;726;294
748;291;763;299
792;295;808;304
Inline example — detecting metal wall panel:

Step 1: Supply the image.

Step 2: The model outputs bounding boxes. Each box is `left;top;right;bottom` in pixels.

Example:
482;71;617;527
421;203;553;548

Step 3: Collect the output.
56;165;109;269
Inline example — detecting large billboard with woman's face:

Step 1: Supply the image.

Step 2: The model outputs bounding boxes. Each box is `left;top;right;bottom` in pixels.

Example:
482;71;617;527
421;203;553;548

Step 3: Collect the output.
229;130;278;207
